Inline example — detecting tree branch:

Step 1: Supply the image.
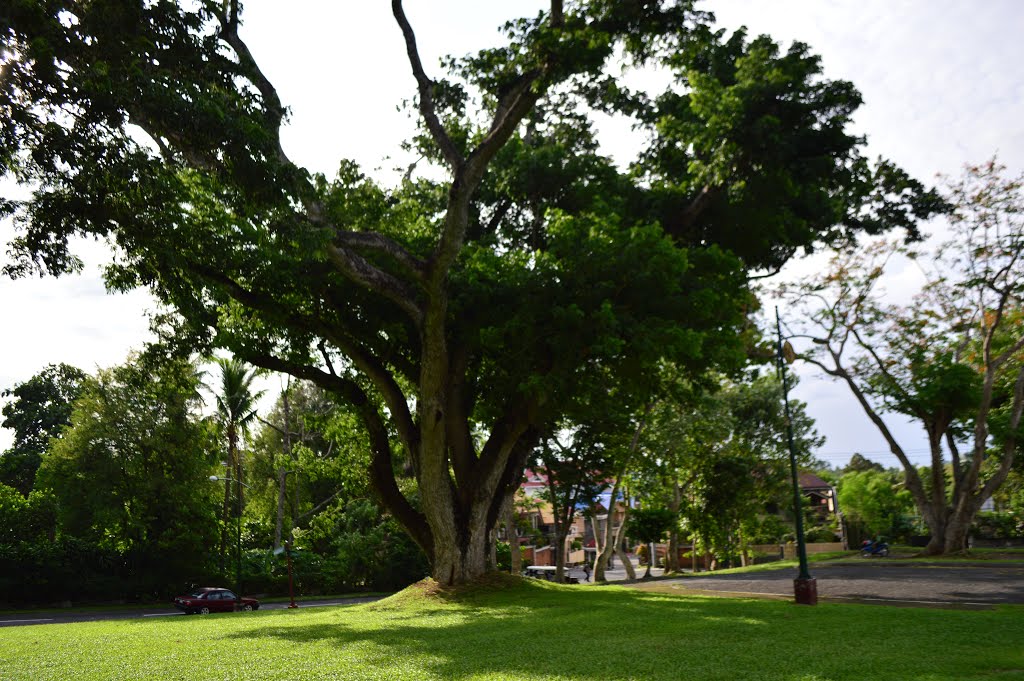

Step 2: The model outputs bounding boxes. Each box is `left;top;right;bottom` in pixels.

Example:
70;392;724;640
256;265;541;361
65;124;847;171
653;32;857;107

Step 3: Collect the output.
465;71;543;184
334;231;427;279
801;351;930;512
324;243;424;324
391;0;464;169
979;365;1024;501
677;184;716;232
217;1;290;166
186;261;420;456
239;350;433;554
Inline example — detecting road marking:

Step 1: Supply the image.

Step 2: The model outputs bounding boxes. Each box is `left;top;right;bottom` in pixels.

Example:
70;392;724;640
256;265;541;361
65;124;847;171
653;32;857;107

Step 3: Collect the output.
1;618;55;624
827;595;994;606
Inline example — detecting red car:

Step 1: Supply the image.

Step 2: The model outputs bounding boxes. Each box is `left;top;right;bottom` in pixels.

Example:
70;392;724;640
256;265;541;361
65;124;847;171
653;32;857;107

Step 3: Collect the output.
173;587;260;615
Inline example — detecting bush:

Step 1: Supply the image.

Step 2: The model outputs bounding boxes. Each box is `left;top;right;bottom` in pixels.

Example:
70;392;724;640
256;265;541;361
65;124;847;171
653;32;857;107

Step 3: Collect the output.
972;512;1022;540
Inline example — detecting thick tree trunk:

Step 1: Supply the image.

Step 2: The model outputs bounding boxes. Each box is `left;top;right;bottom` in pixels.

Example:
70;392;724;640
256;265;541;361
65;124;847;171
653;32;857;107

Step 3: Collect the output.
614;519;636;581
919;491;988;555
594;510;617;581
553;525;571;582
427;507;491;584
943;513;972;554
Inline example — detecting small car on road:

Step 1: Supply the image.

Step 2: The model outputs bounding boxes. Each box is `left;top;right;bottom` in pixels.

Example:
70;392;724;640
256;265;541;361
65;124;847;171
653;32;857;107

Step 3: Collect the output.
173;588;260;615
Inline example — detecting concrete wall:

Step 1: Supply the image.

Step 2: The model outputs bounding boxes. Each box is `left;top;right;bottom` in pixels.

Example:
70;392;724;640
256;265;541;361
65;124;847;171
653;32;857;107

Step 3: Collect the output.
783;542;844;559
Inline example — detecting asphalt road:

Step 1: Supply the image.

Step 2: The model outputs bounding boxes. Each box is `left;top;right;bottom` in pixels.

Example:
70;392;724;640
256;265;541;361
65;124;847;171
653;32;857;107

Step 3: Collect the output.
644;562;1024;607
6;562;1021;626
0;595;384;628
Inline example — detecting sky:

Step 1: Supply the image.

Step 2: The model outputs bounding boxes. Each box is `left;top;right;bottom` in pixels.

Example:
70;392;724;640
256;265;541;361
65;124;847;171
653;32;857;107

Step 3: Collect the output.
2;0;1023;467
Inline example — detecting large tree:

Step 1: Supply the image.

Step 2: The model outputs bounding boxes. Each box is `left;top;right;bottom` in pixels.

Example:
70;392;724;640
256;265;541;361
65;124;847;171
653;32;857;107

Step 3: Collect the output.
783;160;1024;554
1;1;939;583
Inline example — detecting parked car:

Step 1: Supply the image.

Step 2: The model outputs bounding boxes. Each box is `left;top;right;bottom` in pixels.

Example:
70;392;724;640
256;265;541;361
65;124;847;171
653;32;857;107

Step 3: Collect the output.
173;587;260;615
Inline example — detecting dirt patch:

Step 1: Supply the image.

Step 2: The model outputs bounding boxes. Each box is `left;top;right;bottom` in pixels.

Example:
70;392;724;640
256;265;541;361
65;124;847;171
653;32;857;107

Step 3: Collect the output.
368;572;531;609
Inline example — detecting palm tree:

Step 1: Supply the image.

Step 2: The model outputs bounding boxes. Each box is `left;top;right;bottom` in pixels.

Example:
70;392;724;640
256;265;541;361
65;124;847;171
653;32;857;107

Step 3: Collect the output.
214;357;265;574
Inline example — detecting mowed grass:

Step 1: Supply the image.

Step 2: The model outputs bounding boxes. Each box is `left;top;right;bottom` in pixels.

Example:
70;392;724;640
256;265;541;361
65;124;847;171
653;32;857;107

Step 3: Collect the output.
1;578;1022;681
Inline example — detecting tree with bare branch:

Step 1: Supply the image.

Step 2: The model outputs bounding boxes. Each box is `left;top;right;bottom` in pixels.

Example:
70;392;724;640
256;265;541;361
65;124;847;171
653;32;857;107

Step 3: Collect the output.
783;160;1024;554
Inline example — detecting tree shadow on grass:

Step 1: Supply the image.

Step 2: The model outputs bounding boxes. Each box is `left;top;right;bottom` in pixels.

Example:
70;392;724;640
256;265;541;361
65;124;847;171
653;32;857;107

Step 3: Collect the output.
218;580;1024;681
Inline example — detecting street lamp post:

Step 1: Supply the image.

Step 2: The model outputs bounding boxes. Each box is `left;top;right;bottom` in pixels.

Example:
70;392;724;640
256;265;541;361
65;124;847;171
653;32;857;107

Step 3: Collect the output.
210;475;251;597
775;307;817;606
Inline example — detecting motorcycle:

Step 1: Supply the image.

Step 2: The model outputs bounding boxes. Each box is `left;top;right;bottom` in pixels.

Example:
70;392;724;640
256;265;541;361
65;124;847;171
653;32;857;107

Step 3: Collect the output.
860;539;890;557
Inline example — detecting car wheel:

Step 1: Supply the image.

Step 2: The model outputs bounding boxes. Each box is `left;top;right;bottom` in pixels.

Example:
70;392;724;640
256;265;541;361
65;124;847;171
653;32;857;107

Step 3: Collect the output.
199;606;210;615
241;604;253;612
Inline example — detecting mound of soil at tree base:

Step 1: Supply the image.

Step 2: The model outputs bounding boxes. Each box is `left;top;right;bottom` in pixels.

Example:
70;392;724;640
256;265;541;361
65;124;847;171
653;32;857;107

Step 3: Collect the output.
368;572;535;608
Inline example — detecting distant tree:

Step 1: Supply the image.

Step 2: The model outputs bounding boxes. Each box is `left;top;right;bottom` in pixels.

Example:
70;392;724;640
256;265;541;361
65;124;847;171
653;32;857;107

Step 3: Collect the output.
641;371;822;568
0;483;56;544
248;380;369;549
213;357;264;571
837;469;912;539
843;454;886;474
0;364;87;494
35;355;219;592
784;160;1024;554
628;507;676;579
535;425;616;581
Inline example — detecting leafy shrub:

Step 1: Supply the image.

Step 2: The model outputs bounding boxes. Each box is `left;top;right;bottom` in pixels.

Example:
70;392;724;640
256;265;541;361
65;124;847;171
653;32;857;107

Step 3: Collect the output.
971;512;1022;540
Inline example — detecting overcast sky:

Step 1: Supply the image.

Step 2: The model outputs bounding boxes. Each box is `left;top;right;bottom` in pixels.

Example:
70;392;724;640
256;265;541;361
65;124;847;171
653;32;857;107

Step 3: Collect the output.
2;1;1023;467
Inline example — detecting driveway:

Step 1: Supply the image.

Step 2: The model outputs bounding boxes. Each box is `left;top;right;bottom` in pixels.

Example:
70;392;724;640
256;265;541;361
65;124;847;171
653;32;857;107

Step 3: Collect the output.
634;562;1024;608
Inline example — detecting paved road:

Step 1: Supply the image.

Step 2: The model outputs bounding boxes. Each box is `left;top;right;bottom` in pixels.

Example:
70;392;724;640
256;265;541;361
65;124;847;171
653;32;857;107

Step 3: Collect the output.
0;595;383;628
641;562;1024;607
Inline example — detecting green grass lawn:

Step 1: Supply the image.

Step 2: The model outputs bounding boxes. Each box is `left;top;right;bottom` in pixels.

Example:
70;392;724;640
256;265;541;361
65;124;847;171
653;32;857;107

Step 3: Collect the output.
1;578;1021;681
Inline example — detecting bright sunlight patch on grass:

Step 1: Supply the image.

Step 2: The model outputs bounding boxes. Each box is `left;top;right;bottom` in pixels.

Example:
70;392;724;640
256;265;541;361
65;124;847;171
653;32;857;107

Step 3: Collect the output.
1;578;1022;681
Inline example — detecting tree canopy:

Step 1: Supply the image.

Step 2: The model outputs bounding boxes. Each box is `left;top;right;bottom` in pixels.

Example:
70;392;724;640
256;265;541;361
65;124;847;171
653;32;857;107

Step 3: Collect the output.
1;1;940;583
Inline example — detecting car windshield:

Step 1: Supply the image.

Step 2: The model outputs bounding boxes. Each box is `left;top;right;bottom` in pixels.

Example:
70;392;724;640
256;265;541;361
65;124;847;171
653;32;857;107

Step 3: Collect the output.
188;590;208;598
